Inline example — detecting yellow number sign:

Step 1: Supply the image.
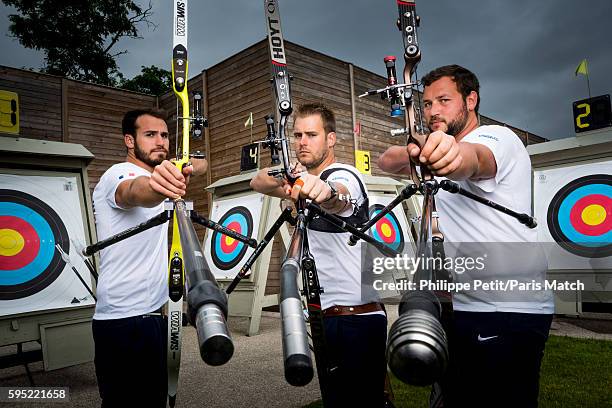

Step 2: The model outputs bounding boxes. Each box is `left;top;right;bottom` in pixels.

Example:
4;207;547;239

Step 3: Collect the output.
355;150;371;175
0;90;19;135
575;102;590;129
572;95;611;134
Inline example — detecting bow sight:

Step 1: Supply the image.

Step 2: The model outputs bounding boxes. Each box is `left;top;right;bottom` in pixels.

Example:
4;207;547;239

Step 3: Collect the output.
190;91;207;140
360;55;407;117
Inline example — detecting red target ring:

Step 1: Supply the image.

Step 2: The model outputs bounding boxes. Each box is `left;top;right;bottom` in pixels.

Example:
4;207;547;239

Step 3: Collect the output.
211;206;254;270
569;194;610;236
0;215;39;270
375;218;397;244
220;221;242;253
368;204;405;252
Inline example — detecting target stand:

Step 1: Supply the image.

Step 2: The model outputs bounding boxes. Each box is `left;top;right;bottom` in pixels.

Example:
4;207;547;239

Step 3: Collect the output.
204;171;290;336
529;127;612;315
0;137;97;373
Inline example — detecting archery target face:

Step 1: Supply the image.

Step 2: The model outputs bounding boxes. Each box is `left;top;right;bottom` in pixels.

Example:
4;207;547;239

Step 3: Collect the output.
366;193;416;298
0;189;68;299
535;162;612;270
367;194;416;255
211;206;253;270
547;174;610;258
0;174;94;316
204;193;263;279
369;204;406;253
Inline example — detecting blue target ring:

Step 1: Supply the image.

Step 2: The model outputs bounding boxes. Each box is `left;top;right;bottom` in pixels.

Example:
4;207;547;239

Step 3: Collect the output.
211;206;253;270
0;202;56;284
214;214;248;264
556;184;611;246
0;189;69;300
547;174;611;258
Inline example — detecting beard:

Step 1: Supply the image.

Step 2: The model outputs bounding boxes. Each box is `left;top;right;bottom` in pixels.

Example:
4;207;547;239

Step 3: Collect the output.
429;102;469;136
134;141;167;167
300;149;329;170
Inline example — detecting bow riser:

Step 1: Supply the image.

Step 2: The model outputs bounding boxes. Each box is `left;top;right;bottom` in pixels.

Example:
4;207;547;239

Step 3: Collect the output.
172;0;190;167
397;1;427;148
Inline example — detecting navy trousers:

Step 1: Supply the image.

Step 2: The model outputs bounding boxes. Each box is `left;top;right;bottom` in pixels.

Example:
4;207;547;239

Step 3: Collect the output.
92;314;167;408
321;313;388;407
439;311;553;408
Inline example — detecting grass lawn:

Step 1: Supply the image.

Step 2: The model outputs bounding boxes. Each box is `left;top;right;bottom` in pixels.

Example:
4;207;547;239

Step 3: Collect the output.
304;335;612;407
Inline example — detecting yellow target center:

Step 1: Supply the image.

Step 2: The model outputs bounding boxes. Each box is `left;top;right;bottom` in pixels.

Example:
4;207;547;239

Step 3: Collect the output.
0;229;25;256
381;223;392;238
225;236;235;246
581;204;606;226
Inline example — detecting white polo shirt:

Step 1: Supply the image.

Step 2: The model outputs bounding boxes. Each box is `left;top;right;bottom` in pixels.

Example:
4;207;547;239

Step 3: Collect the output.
306;163;382;312
435;125;554;314
92;162;169;320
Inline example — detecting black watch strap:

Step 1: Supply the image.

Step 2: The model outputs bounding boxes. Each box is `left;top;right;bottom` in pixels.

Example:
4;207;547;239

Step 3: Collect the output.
324;180;338;202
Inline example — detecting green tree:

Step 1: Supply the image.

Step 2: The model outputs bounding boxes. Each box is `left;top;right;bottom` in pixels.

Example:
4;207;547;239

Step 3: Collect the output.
120;65;172;96
3;0;155;86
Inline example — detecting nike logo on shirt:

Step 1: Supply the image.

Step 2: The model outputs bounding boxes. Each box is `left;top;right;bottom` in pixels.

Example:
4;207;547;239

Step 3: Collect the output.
477;334;499;342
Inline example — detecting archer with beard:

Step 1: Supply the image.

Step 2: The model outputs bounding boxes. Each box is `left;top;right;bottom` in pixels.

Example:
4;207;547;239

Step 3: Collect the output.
90;109;207;407
379;65;553;408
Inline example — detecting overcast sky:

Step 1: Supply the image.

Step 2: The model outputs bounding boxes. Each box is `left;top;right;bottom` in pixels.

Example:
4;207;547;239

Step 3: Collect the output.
1;0;611;140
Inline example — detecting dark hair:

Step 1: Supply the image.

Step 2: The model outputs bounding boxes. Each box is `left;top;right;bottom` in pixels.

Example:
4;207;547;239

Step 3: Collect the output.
294;103;336;134
422;65;480;113
121;108;167;137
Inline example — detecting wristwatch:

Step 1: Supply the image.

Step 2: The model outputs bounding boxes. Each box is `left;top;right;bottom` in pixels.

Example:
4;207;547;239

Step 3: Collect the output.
324;180;338;202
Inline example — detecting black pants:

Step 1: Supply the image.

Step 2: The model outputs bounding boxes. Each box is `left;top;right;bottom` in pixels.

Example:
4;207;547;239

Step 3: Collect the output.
321;314;387;408
439;311;553;408
92;314;167;408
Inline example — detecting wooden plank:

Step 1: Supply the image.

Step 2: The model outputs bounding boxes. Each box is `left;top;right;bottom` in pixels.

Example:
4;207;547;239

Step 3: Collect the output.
207;70;270;99
285;42;350;78
206;43;268;83
208;86;272;115
0;84;59;99
61;79;69;142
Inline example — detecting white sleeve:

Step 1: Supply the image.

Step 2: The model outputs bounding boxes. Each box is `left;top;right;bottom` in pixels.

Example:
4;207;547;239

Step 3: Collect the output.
326;169;364;217
103;165;148;210
461;126;522;193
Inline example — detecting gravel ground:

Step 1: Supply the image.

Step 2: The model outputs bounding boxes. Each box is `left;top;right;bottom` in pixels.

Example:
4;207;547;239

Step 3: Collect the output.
1;310;610;408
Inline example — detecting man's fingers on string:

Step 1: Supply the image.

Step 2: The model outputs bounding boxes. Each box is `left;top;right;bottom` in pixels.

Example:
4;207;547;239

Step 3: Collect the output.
152;170;186;194
164;160;186;182
293;178;304;190
314;188;330;204
152;174;185;194
290;178;303;201
407;143;420;159
446;155;463;174
420;131;444;161
432;153;462;176
429;144;453;168
306;180;322;199
155;164;186;189
434;142;460;170
428;139;450;164
182;164;194;177
420;142;438;163
150;180;182;199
